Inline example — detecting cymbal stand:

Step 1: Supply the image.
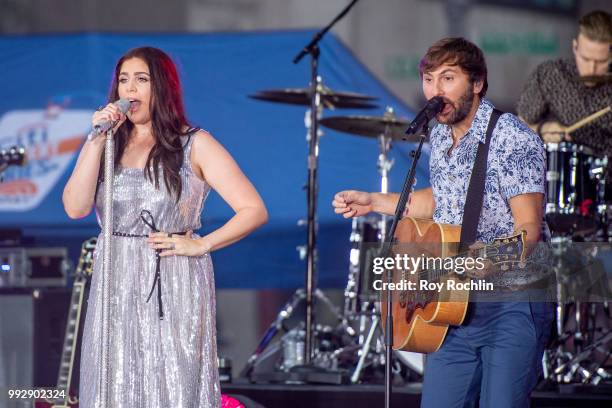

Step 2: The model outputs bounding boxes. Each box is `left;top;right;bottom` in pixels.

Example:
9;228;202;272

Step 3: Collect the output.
553;332;612;383
343;107;396;320
351;314;381;383
542;237;579;383
241;95;354;377
349;107;397;383
292;0;361;372
344;217;363;317
592;155;608;241
555;240;569;383
377;107;396;240
542;240;612;385
240;287;347;379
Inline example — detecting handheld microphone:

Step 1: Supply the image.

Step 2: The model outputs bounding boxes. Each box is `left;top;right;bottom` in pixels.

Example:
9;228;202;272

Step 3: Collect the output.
405;96;445;135
88;99;132;140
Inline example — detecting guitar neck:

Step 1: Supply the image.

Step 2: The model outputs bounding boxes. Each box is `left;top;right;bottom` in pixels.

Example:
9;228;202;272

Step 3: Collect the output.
416;236;525;282
49;237;96;406
55;278;86;395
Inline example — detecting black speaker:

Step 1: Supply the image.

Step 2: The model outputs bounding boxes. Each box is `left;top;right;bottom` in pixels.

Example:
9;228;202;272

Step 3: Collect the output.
0;287;84;389
32;288;73;387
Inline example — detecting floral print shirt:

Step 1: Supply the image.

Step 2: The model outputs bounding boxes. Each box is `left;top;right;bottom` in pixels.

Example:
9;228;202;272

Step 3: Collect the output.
429;99;546;243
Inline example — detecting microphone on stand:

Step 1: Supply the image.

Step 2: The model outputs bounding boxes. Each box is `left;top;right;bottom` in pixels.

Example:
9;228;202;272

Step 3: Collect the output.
87;99;132;140
404;96;445;136
0;145;26;168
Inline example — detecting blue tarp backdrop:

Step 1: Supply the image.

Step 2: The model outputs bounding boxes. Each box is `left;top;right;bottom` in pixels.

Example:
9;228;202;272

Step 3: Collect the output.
0;31;427;288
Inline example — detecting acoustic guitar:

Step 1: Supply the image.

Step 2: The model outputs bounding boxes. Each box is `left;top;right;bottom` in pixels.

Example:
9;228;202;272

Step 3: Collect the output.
381;217;526;353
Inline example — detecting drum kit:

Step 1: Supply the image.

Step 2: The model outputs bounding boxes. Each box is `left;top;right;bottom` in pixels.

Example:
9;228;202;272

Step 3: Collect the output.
540;106;612;389
241;82;425;384
241;83;611;387
544;106;612;240
545;141;608;237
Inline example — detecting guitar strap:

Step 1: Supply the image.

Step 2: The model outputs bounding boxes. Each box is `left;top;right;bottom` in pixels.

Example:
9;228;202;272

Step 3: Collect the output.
458;108;503;253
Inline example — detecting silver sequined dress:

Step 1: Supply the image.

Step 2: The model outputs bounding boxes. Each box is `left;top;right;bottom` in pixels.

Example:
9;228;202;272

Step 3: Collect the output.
80;132;221;407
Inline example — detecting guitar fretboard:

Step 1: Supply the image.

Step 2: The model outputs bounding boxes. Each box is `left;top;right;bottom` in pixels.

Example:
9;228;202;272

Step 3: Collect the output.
48;238;96;406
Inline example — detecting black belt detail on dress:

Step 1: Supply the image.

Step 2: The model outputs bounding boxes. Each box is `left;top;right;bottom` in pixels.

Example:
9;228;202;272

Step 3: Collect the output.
112;209;187;320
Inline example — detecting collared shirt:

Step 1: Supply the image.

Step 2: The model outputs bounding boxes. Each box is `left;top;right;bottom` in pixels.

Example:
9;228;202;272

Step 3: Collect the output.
516;58;612;185
429;99;546;243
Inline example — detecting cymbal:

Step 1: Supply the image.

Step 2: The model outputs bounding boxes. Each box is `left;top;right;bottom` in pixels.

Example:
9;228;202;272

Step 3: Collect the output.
320;115;418;141
250;88;378;109
579;73;612;84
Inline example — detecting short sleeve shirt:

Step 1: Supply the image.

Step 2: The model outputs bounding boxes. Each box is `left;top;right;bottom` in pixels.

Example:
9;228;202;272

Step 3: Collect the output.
429;99;546;243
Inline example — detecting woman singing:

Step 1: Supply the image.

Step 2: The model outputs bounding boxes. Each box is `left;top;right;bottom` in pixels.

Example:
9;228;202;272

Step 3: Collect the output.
63;47;268;407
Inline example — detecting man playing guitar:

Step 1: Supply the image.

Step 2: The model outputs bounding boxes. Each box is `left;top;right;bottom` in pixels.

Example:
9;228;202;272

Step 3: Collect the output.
333;38;553;407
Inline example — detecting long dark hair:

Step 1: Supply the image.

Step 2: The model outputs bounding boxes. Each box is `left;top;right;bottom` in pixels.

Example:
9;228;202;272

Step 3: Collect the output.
103;47;190;201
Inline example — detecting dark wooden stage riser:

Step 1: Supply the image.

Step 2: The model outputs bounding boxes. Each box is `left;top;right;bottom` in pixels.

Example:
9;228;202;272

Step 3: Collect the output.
221;383;612;408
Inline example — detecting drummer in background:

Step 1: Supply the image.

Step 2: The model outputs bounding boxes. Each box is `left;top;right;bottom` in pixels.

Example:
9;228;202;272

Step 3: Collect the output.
517;10;611;160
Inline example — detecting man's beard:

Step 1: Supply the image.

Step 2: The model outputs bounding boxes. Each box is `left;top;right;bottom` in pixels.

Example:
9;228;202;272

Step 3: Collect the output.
438;85;475;125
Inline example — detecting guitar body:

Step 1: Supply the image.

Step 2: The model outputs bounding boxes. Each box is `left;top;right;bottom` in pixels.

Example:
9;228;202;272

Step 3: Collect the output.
381;217;468;354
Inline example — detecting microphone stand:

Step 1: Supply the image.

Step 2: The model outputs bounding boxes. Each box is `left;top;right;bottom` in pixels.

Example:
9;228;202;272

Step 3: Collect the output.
292;0;360;371
379;123;428;408
98;129;114;406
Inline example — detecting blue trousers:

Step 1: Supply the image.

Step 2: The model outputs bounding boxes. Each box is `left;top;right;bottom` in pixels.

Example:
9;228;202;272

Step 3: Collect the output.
420;302;553;408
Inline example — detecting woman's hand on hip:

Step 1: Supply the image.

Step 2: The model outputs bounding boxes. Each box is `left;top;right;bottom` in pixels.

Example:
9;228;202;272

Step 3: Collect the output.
146;231;211;257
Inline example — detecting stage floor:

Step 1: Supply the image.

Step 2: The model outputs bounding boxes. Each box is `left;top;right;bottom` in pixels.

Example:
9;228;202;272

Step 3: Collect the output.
222;381;612;408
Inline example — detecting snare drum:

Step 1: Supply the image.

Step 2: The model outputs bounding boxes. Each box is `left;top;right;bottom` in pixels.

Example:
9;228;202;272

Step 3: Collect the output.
545;142;607;235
